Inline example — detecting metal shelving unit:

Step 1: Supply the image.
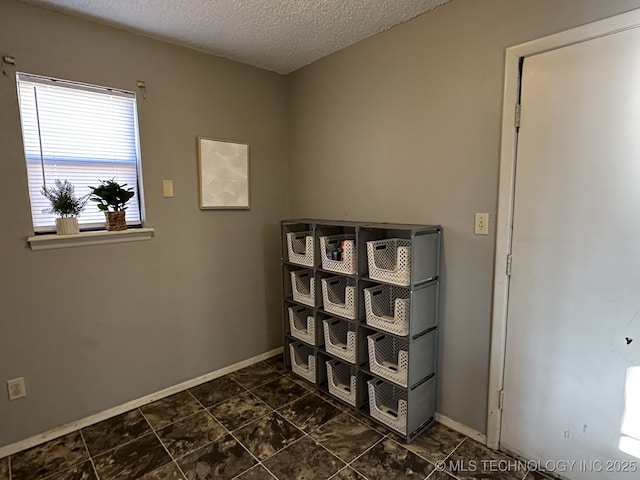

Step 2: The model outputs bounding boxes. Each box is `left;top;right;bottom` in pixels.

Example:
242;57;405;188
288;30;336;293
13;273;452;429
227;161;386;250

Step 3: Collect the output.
281;219;442;442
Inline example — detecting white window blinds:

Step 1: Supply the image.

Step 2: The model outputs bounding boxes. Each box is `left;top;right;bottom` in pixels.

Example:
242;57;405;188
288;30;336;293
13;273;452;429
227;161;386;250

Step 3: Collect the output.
16;73;143;232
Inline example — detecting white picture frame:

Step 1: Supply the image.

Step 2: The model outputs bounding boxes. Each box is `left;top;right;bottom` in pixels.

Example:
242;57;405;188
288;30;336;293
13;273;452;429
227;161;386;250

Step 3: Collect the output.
198;137;250;209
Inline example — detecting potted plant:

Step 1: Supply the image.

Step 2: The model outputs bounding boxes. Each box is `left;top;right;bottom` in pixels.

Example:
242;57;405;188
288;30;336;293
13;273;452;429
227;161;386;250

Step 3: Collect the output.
88;179;135;231
41;179;89;235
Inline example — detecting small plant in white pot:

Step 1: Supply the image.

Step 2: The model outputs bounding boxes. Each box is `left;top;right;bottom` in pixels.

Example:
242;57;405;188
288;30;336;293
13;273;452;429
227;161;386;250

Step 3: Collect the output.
41;179;89;235
88;179;135;231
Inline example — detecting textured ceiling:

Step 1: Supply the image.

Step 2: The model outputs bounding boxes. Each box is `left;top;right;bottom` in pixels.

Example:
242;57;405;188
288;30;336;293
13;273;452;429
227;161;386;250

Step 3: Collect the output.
20;0;449;74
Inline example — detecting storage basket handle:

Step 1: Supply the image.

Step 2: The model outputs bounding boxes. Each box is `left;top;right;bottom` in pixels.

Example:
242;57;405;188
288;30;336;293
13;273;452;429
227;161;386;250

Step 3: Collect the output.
381;407;399;419
375;244;388;250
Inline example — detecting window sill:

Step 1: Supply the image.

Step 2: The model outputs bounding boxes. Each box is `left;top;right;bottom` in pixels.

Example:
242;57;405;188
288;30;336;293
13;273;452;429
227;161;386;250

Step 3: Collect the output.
27;227;155;251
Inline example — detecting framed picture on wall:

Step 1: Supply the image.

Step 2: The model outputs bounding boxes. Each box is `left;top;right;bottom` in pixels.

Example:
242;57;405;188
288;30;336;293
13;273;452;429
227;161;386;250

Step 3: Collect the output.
197;137;250;209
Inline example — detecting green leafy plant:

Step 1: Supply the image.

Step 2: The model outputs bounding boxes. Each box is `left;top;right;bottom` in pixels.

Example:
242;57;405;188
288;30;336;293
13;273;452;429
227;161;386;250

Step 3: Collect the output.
89;179;135;212
41;179;89;218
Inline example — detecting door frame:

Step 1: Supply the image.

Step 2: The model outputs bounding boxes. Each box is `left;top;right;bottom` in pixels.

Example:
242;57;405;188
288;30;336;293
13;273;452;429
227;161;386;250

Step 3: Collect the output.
487;7;640;450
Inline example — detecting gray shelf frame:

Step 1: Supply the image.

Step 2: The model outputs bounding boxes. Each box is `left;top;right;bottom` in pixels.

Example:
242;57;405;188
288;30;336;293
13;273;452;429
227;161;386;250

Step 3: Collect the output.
280;219;442;442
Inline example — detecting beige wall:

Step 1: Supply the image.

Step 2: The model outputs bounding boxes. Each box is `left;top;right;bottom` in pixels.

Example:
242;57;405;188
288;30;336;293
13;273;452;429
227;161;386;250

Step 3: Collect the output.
287;0;640;433
4;0;640;449
0;1;288;447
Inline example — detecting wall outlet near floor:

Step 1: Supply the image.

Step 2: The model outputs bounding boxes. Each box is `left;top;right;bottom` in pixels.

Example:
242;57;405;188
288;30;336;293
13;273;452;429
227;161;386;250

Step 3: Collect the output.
7;377;26;400
475;213;489;235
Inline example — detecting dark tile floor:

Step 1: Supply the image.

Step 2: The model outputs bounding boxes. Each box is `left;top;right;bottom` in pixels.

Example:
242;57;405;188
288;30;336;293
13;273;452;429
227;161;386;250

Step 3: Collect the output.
0;355;551;480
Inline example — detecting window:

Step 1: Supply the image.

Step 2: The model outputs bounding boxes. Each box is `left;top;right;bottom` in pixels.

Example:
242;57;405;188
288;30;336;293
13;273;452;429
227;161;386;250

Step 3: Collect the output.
16;73;144;233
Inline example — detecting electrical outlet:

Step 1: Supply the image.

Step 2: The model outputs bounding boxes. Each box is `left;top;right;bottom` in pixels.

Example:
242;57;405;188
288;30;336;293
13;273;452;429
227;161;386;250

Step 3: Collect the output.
475;213;489;235
7;377;26;400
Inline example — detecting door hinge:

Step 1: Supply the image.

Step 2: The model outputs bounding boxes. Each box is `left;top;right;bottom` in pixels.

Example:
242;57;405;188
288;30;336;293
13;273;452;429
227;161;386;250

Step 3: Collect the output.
514;103;521;128
499;390;505;410
506;254;512;276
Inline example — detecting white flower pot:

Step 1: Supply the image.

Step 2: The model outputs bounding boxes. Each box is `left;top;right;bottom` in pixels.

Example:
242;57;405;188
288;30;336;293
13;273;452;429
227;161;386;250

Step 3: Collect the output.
56;217;80;235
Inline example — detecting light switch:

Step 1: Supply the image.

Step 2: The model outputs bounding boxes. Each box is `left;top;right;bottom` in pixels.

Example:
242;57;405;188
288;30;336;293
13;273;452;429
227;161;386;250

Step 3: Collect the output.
162;180;174;198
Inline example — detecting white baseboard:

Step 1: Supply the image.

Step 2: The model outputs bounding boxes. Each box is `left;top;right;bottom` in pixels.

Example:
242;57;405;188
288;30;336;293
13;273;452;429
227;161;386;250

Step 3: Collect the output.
0;347;283;458
435;412;487;445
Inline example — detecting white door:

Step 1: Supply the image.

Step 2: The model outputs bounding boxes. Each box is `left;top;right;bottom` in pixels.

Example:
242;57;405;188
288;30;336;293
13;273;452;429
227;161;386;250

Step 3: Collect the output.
501;26;640;479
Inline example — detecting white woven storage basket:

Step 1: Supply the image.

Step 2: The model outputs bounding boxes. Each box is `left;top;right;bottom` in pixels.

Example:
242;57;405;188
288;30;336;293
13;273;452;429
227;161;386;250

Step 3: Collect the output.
364;285;410;336
320;235;357;274
288;306;315;345
367;333;409;387
321;276;356;319
323;318;356;363
366;239;412;286
326;360;356;406
289;342;316;383
286;231;314;266
368;379;408;435
291;270;316;306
